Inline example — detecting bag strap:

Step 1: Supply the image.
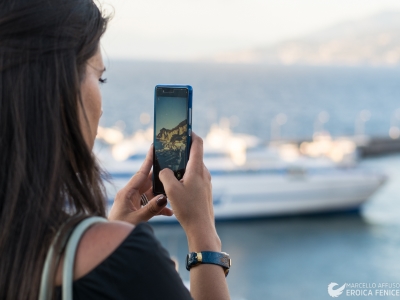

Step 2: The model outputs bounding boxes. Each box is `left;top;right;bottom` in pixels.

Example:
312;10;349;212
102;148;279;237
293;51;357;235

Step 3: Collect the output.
39;217;77;300
62;216;108;299
39;216;108;300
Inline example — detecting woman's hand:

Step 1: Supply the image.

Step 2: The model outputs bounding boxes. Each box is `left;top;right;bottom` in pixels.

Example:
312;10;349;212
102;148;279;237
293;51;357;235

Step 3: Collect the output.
108;145;173;224
159;132;221;252
159;133;229;300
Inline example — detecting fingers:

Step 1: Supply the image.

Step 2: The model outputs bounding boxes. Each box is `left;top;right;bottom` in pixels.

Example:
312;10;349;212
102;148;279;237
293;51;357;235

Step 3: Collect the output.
143;187;154;202
159;168;180;192
125;145;153;191
158;206;174;217
138;171;153;195
133;195;172;223
186;132;204;172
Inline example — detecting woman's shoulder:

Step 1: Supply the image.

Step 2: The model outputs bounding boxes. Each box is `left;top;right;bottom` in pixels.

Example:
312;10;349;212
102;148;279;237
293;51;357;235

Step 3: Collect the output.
55;220;148;285
55;220;192;299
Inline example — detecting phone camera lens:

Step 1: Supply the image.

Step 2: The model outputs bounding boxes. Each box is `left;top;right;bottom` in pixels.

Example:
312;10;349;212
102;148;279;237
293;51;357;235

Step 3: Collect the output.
176;172;182;179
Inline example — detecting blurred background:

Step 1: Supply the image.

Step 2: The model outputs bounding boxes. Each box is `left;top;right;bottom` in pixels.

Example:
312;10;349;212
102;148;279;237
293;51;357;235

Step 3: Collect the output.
96;1;400;299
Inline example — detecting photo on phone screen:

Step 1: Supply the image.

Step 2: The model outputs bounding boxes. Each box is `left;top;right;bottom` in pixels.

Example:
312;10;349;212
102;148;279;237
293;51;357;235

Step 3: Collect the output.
153;85;192;195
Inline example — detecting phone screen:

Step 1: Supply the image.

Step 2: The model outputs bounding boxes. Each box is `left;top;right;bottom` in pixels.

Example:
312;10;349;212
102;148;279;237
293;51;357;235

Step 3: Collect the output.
153;86;191;195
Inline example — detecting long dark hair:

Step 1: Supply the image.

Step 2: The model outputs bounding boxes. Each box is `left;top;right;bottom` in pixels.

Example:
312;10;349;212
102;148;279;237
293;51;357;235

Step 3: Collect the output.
0;0;109;298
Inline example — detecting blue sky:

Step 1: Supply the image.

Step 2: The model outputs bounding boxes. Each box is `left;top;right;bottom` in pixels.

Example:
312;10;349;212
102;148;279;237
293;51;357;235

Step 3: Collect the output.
155;96;187;134
100;0;400;61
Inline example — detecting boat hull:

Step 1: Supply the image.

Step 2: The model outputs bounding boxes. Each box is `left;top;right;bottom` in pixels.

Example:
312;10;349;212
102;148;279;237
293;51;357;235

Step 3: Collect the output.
105;170;386;222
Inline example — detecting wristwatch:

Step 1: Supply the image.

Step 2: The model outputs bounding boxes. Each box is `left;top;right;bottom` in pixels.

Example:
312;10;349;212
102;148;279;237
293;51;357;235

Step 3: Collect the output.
186;251;231;277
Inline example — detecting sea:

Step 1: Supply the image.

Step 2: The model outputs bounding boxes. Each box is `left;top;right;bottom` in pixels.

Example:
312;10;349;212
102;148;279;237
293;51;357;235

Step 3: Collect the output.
100;61;400;300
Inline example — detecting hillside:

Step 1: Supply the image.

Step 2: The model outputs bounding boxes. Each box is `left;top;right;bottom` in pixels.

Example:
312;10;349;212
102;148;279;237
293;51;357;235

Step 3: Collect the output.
211;11;400;66
156;120;187;151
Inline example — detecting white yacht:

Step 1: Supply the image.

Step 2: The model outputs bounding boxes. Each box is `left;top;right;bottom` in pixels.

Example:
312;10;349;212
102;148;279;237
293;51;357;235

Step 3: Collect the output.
96;123;386;222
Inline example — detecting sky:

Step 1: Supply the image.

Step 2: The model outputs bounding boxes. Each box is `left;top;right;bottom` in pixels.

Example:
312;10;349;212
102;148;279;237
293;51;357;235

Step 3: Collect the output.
100;0;400;61
155;96;187;134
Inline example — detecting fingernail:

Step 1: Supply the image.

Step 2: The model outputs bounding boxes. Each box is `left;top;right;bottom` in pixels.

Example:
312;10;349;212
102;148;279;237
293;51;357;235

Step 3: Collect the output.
156;195;167;207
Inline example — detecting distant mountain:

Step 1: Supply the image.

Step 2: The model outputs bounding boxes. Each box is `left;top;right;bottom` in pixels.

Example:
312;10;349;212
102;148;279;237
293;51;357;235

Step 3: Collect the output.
211;11;400;66
156;120;187;150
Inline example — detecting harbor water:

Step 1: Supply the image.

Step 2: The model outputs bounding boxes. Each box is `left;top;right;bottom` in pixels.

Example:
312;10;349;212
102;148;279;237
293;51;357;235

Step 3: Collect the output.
152;154;400;300
100;61;400;140
99;61;400;299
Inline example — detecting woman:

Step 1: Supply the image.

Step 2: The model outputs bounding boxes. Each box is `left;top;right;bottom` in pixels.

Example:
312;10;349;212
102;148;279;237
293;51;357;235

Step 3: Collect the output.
0;0;230;299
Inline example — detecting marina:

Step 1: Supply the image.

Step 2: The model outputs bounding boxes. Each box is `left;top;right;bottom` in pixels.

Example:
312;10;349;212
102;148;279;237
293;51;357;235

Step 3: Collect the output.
97;122;387;221
97;61;400;299
4;2;400;299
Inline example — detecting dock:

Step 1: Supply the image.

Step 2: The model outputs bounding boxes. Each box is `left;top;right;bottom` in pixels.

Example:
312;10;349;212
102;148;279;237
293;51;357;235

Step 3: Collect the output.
357;136;400;157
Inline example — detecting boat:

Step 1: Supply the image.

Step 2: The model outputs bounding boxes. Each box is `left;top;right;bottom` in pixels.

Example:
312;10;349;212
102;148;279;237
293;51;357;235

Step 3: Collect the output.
95;120;387;222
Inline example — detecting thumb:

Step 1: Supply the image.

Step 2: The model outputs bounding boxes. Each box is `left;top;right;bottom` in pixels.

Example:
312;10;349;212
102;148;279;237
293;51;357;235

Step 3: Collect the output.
159;168;180;192
134;195;169;223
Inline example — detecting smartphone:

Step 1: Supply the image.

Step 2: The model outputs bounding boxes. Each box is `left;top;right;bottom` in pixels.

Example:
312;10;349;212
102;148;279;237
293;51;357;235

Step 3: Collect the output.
153;85;193;195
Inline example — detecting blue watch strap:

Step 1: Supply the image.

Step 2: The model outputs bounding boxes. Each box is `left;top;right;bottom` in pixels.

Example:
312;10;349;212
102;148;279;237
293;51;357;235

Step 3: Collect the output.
186;251;231;276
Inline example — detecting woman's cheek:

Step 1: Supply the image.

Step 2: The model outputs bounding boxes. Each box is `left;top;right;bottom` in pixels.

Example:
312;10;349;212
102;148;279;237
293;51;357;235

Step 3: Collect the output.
80;77;102;148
